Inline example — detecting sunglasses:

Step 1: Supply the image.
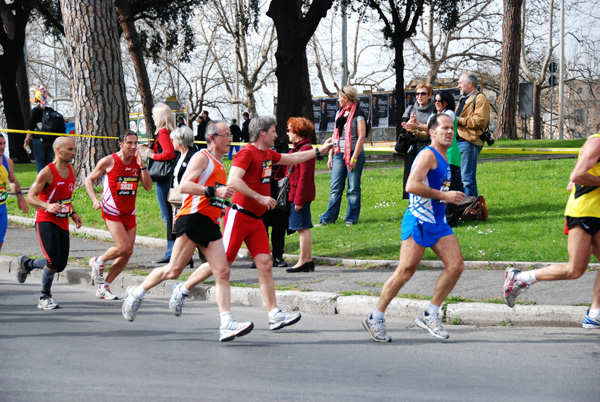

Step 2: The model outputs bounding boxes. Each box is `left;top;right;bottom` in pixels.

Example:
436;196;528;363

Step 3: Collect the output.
434;98;444;103
415;92;428;96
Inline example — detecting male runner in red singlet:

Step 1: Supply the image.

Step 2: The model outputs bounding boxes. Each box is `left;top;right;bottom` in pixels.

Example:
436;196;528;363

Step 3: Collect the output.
84;130;152;299
122;121;256;342
16;137;82;310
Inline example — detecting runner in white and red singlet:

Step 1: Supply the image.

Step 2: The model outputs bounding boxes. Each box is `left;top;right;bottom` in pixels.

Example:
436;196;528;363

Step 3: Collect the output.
84;130;152;300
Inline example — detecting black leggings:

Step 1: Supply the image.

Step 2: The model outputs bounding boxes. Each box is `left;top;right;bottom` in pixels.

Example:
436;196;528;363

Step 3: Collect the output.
35;221;70;272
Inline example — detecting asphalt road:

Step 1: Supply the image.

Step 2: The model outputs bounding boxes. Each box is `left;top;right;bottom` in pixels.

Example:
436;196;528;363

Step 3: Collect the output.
1;276;598;402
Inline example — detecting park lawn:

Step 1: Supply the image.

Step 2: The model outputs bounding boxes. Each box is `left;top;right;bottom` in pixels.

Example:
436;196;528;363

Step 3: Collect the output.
6;139;587;263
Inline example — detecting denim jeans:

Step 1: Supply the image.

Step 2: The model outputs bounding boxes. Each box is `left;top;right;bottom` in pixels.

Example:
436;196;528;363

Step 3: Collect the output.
154;180;173;257
457;140;482;197
320;150;365;224
31;138;54;173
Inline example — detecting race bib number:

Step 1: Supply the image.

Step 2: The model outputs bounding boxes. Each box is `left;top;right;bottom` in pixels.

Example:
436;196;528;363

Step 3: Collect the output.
0;182;7;202
117;176;138;196
261;160;272;184
55;198;73;218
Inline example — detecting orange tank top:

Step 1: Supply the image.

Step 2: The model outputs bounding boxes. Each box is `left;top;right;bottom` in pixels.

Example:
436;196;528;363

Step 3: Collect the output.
175;149;227;224
35;163;75;231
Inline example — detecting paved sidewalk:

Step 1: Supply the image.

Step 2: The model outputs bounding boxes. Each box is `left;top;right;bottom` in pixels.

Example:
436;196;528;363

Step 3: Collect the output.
2;217;596;328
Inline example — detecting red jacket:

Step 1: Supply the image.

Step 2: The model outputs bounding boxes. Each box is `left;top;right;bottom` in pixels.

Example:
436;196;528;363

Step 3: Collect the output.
286;138;315;207
152;128;175;161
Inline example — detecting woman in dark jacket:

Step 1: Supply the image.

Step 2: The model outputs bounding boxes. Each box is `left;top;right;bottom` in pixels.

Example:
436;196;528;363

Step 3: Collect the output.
145;103;176;264
285;117;316;273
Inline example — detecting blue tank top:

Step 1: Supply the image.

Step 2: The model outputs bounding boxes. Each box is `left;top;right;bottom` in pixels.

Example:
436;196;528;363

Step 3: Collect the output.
408;146;451;224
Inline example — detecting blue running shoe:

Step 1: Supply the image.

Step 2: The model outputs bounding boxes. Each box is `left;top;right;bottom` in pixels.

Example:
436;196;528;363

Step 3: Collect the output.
582;314;600;329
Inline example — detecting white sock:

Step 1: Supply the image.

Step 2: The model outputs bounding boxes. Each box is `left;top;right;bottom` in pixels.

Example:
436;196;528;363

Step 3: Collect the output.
425;303;440;317
96;257;105;266
133;286;147;299
99;282;110;290
220;311;232;327
588;309;600;319
516;270;537;285
268;308;281;319
371;309;385;321
179;284;189;296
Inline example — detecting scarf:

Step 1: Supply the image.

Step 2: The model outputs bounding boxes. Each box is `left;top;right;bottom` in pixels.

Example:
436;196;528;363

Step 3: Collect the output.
332;102;357;165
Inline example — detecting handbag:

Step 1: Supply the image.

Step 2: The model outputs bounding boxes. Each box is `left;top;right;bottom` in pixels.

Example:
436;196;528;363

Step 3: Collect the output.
147;140;175;182
167;187;183;209
395;133;414;155
276;165;294;211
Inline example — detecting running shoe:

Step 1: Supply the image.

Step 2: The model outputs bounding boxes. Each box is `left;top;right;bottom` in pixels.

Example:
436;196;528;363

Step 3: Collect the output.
89;256;104;284
582;314;600;329
16;255;31;284
219;318;254;342
503;267;528;308
415;311;449;340
269;309;301;330
38;296;59;310
169;282;188;316
96;286;118;300
122;285;142;321
362;314;392;343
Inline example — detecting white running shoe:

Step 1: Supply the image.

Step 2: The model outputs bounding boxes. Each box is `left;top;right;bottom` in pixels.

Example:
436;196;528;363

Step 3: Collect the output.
219;318;254;342
269;309;301;331
362;314;392;343
89;256;104;284
503;268;528;308
415;311;449;340
122;286;142;321
38;296;59;310
169;283;188;316
96;286;118;300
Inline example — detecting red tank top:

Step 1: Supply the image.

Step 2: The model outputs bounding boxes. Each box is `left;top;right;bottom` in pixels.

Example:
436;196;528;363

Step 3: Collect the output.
102;153;141;216
35;162;75;231
176;149;227;224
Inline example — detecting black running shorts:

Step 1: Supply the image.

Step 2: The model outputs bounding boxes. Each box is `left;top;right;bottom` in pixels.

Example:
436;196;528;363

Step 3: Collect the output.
175;213;222;248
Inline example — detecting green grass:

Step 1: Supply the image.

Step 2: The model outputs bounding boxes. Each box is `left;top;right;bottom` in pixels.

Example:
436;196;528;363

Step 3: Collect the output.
7;139;592;263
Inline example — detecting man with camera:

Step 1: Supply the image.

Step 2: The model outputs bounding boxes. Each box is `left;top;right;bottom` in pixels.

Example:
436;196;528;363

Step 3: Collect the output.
455;72;491;197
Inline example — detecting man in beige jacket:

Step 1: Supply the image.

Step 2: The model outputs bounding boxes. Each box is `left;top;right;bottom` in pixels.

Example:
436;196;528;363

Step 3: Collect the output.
455;72;490;197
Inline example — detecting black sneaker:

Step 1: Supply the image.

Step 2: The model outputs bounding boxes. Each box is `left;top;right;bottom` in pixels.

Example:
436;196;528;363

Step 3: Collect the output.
16;255;31;284
273;257;288;267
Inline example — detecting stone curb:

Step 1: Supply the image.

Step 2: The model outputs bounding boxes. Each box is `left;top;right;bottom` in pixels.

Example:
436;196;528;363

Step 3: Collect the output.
1;256;587;327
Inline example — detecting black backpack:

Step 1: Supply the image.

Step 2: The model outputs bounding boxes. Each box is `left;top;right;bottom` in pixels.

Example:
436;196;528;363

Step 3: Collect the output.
40;106;66;141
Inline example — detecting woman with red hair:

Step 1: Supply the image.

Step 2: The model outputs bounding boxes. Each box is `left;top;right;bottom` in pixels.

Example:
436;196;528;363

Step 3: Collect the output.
285;117;316;273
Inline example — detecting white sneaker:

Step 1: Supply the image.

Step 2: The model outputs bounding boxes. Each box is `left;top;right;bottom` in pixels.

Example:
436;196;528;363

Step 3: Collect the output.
122;286;142;321
219;318;254;342
415;311;449;340
169;283;187;316
96;286;118;300
89;256;104;284
38;296;59;310
269;309;301;331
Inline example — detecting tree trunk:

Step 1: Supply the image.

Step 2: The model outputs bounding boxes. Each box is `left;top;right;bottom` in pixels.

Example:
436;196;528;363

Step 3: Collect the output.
394;41;406;138
0;2;30;162
60;0;128;185
267;0;333;143
115;0;156;137
532;81;541;139
498;0;523;140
